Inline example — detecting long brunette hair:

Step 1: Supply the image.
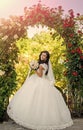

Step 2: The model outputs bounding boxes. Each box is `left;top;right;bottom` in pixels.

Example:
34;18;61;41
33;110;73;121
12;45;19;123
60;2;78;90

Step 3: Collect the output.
38;51;50;75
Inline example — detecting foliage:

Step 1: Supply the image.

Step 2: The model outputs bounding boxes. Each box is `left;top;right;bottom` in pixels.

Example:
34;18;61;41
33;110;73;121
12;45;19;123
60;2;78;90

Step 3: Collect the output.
61;10;83;115
0;38;18;121
61;10;83;92
16;31;66;89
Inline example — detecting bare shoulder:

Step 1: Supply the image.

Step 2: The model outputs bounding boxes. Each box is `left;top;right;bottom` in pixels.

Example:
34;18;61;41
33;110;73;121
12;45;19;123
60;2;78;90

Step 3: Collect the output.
39;64;44;70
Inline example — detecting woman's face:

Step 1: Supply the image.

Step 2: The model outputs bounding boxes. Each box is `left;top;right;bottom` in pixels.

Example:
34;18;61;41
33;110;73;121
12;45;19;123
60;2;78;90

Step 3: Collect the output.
40;52;47;61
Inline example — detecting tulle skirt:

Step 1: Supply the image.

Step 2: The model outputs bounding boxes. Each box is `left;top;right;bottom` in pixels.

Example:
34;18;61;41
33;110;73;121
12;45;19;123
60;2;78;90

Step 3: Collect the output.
7;74;73;130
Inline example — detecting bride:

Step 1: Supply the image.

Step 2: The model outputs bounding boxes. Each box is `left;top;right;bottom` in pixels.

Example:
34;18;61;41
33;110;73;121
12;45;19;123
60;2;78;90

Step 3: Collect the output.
7;50;73;130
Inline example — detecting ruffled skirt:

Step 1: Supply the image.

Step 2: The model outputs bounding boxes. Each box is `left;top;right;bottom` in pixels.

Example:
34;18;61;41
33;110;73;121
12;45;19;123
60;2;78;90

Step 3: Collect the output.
7;74;73;130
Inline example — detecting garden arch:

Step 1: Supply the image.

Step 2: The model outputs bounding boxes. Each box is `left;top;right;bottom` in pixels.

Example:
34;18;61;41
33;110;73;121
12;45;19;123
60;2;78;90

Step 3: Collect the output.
0;2;83;120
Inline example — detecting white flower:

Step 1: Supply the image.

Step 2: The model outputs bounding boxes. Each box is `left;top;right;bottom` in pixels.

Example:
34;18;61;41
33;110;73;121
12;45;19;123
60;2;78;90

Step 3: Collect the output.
0;70;5;76
2;35;8;41
16;23;21;27
14;34;18;39
30;60;39;70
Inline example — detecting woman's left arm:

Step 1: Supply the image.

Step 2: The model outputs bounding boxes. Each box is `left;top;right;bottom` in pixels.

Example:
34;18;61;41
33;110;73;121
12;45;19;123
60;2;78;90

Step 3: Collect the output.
35;65;44;77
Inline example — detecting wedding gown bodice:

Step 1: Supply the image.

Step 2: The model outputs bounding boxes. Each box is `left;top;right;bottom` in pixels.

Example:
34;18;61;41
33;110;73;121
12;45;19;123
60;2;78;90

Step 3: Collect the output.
38;63;48;78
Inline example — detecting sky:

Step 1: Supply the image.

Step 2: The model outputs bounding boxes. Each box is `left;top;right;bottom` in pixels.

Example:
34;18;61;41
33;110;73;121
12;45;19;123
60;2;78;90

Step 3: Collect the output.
0;0;83;18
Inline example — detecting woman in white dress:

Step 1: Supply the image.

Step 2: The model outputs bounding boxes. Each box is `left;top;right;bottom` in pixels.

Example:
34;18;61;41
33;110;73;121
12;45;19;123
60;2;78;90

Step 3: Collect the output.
7;50;73;130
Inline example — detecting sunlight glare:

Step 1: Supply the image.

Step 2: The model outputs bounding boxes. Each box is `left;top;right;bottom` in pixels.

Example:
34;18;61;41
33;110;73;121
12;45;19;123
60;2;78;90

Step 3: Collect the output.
27;25;49;38
0;0;12;9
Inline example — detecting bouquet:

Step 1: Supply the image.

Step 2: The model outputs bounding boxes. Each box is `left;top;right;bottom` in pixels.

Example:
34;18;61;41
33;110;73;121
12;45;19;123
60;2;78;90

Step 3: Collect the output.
27;60;39;78
0;70;5;76
30;60;39;70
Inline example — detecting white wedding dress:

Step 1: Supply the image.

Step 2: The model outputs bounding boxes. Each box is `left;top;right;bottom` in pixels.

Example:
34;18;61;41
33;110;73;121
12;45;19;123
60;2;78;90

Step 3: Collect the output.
7;63;73;130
